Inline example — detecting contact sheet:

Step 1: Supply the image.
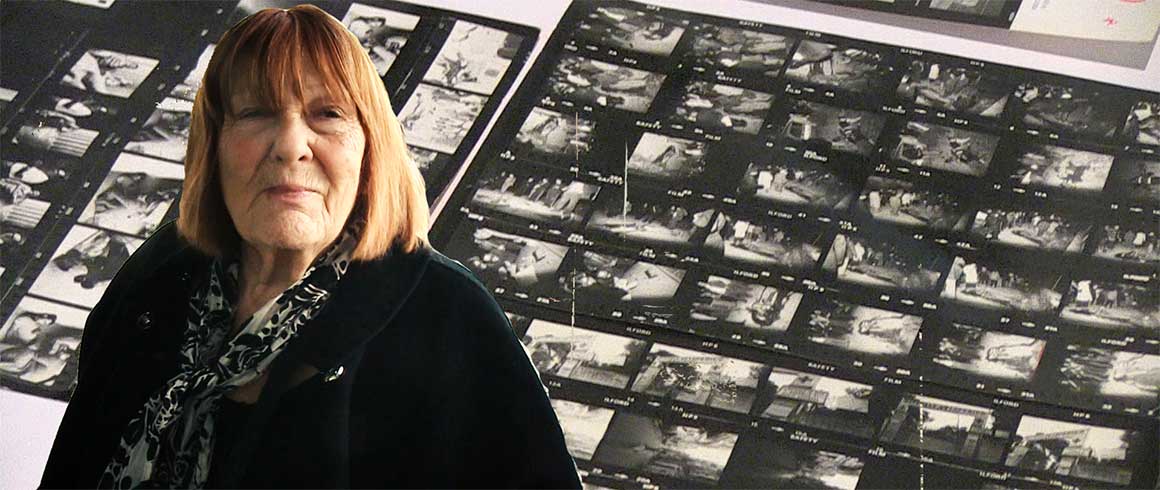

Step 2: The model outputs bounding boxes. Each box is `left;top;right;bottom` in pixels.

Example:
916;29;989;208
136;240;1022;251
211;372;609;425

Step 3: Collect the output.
429;1;1159;488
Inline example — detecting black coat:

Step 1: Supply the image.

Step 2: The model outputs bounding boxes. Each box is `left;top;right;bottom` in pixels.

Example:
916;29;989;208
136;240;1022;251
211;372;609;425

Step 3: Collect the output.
39;221;582;488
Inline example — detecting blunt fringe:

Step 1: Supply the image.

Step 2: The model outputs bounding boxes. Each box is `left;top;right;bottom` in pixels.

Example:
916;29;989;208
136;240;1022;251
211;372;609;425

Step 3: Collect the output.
177;4;429;260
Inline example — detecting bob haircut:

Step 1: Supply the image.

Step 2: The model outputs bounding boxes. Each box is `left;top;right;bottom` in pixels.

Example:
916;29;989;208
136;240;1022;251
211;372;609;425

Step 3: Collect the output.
177;4;429;260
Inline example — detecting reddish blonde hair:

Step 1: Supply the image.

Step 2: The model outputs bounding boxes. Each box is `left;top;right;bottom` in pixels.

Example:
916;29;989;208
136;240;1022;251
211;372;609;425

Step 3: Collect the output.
177;4;428;260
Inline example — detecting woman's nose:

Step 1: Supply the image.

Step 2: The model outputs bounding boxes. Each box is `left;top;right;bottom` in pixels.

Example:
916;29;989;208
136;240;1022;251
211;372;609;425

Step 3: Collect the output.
270;114;314;164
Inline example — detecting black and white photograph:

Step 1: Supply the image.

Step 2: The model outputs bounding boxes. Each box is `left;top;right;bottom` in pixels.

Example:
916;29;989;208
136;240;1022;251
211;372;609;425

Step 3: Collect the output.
512;107;594;163
0;296;88;399
784;40;891;94
1005;415;1137;486
895;59;1009;117
520;319;649;390
1123;99;1160;146
798;299;923;359
60;48;158;99
1;156;76;206
822;233;946;294
928;0;1008;18
1046;346;1160;406
737;158;859;210
855;176;972;231
547;55;667;113
11;108;100;158
591;413;739;485
1008;143;1114;194
756;367;876;439
562;250;686;318
625;132;708;182
124;97;192;163
28;224;143;308
575;6;686;56
1060;279;1159;332
672;81;774;135
548;399;616;461
170;44;213;101
941;256;1064;314
781;100;885;156
1092;224;1160;266
398;83;486;154
1105;156;1160;205
704;212;827;271
423;21;519;95
77;152;183;237
630;343;765;414
468;167;600;227
0;87;17;115
879;393;1006;463
688;24;792;74
929;322;1047;382
443;223;568;294
969;207;1090;253
888;120;999;176
689;275;803;335
720;434;864;490
584;189;716;252
1;171;53;247
1012;82;1125;140
341;2;420;77
408;145;453;201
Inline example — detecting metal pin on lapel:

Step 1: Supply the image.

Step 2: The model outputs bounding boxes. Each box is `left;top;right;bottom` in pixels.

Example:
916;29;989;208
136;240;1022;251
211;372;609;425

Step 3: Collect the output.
324;365;344;382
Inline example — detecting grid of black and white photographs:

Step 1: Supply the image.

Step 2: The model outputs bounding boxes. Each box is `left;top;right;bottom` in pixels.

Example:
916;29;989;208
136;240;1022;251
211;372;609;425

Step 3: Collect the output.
430;1;1159;487
0;0;537;402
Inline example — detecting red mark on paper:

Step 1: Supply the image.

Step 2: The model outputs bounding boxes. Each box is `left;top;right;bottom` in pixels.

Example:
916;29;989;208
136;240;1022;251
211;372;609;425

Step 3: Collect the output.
1105;16;1118;26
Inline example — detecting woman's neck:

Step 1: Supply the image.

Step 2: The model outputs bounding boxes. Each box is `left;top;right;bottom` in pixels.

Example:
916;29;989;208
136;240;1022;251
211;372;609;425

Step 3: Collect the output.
230;242;323;333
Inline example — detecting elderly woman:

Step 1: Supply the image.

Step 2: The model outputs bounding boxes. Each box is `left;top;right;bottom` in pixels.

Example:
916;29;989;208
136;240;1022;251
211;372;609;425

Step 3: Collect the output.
40;5;579;489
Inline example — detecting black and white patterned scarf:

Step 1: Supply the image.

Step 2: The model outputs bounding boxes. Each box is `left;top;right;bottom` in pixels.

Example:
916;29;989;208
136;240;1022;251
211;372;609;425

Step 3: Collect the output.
98;225;359;489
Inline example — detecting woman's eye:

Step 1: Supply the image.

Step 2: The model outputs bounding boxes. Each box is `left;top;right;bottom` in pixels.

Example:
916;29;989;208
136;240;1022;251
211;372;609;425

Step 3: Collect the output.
319;108;345;119
237;108;269;119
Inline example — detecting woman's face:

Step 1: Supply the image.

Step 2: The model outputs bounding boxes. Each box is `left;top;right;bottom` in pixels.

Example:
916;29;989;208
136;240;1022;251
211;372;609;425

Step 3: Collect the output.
217;68;365;254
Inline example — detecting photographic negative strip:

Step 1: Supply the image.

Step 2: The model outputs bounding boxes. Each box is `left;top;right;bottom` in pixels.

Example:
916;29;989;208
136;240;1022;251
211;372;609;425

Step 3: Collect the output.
575;6;686;57
442;221;568;298
630;343;765;414
1005;415;1138;486
784;40;891;95
1007;143;1114;195
549;399;616;461
625;132;708;182
1011;82;1126;140
408;145;454;202
878;393;1006;463
737;156;860;211
927;322;1047;382
60;48;158;99
704;211;828;272
895;60;1009;118
467;166;600;228
591;412;739;485
28;224;143;308
398;84;486;154
584;186;716;254
781;100;885;157
0;176;53;247
941;255;1065;315
688;274;803;340
562;250;686;322
124;97;192;162
1123;99;1160;146
77;153;183;237
341;3;420;77
520;319;648;390
719;433;864;490
512;107;595;165
547;55;667;114
1105;155;1160;206
0;296;88;399
854;175;972;232
1059;278;1159;333
1042;345;1159;413
672;81;774;135
687;24;792;74
756;366;877;439
1092;223;1160;267
795;298;923;362
11;109;100;158
170;44;213;101
423;21;519;95
968;206;1090;253
821;233;947;294
886;120;999;177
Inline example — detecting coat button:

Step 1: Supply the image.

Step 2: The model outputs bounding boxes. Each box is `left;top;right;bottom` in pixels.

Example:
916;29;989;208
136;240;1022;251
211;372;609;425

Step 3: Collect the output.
137;312;153;331
324;365;344;382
